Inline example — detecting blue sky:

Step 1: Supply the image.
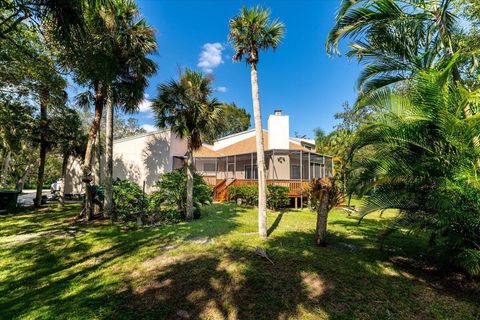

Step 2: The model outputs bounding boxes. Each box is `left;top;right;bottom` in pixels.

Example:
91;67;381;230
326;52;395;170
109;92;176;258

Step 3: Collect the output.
132;0;361;138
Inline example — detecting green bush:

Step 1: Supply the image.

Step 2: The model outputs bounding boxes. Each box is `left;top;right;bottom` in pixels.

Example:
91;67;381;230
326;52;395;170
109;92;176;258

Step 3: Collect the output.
150;168;212;219
227;184;258;206
112;179;147;221
227;184;290;210
267;185;290;210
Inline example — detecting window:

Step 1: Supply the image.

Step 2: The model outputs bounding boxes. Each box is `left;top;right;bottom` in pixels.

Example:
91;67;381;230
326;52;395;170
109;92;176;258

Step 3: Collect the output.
245;165;258;179
203;162;216;172
291;165;301;180
310;163;322;178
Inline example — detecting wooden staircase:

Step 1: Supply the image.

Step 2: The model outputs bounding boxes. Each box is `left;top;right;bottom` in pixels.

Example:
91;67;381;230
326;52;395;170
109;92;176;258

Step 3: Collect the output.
213;179;236;202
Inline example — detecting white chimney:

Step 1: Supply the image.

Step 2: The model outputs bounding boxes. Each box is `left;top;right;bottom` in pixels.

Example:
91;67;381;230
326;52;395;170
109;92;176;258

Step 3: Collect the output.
268;109;289;149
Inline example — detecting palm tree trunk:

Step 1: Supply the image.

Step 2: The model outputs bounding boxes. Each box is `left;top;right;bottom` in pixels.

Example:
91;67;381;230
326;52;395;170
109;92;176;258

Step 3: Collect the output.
315;191;330;246
34;90;48;208
93;133;101;185
250;62;267;238
105;98;114;219
185;139;194;220
58;151;69;207
1;149;11;189
83;82;105;220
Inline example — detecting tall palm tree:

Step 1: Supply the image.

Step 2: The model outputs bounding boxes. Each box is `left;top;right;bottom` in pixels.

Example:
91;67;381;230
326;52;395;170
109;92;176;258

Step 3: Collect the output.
228;6;284;238
55;0;156;219
326;0;461;103
152;69;221;220
103;0;157;220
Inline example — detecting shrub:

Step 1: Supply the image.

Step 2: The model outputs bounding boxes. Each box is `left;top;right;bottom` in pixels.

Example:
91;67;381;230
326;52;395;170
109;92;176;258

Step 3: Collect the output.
227;184;290;210
267;185;290;210
112;179;147;221
150;168;212;219
227;184;258;206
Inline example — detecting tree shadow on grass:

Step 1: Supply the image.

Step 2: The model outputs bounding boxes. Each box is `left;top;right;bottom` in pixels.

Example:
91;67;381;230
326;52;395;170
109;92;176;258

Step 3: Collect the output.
0;203;244;319
1;204;479;319
110;229;480;320
267;211;284;236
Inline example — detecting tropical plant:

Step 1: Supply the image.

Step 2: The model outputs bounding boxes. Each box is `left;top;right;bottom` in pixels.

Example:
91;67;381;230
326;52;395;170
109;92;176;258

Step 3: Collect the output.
0;0;105;41
349;63;480;275
152;69;220;220
309;178;343;246
266;185;290;210
102;0;157;220
227;184;258;206
228;5;285;238
0;94;35;189
151;169;212;219
326;0;465;102
54;0;156;219
112;178;146;221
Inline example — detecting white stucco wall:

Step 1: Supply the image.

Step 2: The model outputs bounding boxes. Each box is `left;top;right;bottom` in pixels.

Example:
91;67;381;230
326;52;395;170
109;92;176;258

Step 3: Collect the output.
66;129;188;194
64;156;83;195
268;113;289;150
112;129;187;192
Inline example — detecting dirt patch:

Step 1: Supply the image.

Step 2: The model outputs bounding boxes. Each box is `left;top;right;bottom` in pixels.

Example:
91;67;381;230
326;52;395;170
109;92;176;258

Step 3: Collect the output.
300;271;329;299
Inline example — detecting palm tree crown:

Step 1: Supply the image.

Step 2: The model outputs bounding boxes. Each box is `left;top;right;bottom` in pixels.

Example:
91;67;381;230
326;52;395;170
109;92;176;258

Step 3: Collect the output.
228;6;284;64
326;0;460;100
153;69;221;149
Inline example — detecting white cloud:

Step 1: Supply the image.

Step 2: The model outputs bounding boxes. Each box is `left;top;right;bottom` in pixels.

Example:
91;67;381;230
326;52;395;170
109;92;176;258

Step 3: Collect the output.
138;93;153;112
197;43;224;73
141;124;157;132
215;86;228;93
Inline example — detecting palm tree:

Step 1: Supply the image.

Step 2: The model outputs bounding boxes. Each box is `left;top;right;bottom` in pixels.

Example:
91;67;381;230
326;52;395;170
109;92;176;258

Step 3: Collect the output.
350;61;480;275
152;69;221;220
55;0;156;219
228;6;284;238
326;0;461;102
103;0;157;220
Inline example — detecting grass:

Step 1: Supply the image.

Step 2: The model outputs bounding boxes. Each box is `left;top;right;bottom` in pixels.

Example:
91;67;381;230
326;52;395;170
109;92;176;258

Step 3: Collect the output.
0;202;478;320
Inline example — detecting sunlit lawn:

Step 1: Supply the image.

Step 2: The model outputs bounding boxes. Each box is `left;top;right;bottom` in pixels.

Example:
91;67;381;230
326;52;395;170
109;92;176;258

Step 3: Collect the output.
0;202;478;319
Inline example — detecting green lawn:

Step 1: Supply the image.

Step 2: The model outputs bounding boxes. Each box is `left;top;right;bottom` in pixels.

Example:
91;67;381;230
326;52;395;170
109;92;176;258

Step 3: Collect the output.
0;203;478;320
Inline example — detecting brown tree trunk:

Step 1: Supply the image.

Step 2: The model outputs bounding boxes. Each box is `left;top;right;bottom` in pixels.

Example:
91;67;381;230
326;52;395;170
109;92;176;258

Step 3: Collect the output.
16;160;37;193
250;62;267;238
105;98;114;219
185;138;194;220
1;149;11;189
83;82;105;220
58;152;69;207
93;133;101;185
315;191;330;246
34;89;48;208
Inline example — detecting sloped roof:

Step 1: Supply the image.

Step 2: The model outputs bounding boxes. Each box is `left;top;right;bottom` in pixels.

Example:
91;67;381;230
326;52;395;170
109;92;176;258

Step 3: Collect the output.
194;131;309;157
193;144;223;157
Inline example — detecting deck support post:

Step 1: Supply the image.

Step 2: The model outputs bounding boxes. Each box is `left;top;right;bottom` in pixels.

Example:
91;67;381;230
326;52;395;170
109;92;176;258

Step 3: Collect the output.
322;155;326;178
308;152;311;180
300;151;303;208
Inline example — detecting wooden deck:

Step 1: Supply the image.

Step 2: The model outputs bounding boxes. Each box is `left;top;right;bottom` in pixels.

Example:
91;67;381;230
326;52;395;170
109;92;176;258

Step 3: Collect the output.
204;177;310;202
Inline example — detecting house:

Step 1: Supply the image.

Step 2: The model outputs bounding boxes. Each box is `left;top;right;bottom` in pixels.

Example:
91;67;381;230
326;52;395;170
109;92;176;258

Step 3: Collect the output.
65;110;333;204
192;110;333;203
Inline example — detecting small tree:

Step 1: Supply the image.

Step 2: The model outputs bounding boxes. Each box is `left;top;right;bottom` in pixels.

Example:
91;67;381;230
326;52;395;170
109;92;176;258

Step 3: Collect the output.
309;178;343;246
152;69;221;220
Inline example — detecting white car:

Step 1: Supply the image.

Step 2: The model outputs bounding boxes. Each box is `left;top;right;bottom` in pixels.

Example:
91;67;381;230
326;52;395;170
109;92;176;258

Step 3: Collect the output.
50;178;63;194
